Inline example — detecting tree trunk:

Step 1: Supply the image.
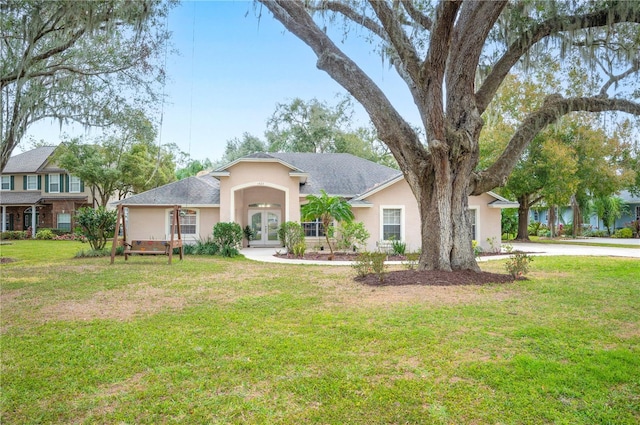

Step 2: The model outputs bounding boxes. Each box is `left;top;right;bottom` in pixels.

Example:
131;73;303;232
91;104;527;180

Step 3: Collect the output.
571;194;581;237
516;195;531;241
415;148;480;272
548;206;556;237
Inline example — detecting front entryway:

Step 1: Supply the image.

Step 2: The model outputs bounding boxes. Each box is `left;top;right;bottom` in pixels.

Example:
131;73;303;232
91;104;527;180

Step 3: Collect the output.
248;209;281;246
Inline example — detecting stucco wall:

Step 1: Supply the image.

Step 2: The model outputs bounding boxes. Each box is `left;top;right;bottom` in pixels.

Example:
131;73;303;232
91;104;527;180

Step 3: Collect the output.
125;206;220;244
218;161;301;223
469;193;503;251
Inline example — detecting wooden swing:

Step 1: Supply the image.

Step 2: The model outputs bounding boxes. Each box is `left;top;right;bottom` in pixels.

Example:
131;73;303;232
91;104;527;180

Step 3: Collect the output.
110;204;184;265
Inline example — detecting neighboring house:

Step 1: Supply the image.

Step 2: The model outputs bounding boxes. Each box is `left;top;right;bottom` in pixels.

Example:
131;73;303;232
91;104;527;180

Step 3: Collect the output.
529;190;640;231
0;146;91;235
115;153;518;251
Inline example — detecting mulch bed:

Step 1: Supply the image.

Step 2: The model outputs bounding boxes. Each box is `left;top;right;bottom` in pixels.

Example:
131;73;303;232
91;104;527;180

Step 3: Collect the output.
274;252;515;286
355;269;515;286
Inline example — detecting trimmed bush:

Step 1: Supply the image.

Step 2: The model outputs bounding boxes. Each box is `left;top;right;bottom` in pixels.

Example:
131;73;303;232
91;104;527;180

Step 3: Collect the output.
278;221;305;253
613;228;633;239
213;222;243;257
0;231;28;240
35;228;55;240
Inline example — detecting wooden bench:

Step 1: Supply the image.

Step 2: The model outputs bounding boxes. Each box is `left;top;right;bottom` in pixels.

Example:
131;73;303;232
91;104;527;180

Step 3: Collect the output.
123;239;183;263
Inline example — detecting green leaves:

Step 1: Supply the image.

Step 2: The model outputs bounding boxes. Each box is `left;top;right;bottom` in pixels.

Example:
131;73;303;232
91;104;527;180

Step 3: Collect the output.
301;190;354;258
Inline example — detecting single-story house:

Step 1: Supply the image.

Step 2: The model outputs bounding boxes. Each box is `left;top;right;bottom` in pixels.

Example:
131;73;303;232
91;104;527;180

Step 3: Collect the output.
115;153;518;252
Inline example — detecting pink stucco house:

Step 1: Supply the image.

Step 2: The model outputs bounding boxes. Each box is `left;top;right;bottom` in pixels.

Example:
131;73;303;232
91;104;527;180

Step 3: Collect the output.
116;153;517;252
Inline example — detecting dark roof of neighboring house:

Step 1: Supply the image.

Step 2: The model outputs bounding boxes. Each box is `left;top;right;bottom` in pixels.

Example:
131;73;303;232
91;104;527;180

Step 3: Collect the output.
231;152;402;196
2;146;57;173
0;192;45;206
115;175;220;206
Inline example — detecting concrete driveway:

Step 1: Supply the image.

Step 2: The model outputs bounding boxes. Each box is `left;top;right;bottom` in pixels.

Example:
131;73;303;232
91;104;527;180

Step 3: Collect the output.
241;238;639;265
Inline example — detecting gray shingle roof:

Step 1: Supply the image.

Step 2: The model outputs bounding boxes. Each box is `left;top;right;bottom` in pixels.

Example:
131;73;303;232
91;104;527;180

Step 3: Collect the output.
116;175;220;206
263;152;402;196
2;146;57;173
0;192;44;206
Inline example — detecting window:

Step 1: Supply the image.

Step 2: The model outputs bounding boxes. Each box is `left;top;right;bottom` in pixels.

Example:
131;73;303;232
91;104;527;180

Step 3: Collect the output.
635;206;640;221
468;209;478;240
168;209;197;235
382;208;402;241
57;213;71;231
302;218;327;237
70;175;81;193
26;175;38;190
0;176;10;191
49;173;60;193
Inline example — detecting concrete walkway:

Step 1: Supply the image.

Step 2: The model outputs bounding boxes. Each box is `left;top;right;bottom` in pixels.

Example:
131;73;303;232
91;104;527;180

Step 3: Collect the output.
241;239;639;265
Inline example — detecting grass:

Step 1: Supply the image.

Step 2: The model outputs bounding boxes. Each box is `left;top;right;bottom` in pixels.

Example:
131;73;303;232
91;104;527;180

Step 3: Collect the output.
2;240;639;424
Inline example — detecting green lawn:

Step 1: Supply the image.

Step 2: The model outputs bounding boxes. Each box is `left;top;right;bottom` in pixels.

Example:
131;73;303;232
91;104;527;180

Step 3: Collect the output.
2;241;639;424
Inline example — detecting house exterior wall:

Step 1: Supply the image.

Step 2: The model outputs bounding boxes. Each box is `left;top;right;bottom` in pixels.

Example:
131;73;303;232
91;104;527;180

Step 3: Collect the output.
217;162;301;223
124;206;220;244
353;179;421;252
469;193;503;250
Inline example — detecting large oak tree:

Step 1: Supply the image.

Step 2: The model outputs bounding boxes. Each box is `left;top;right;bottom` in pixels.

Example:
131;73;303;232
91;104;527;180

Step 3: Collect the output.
258;0;640;271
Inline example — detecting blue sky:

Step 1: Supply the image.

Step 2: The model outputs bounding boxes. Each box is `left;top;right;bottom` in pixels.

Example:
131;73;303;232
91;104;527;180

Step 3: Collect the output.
25;1;418;163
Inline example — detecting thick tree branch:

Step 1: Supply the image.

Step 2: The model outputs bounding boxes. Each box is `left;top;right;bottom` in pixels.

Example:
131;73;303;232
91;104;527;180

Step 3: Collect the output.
312;1;386;39
476;3;640;114
399;0;432;30
368;0;421;85
258;0;427;180
446;1;506;123
472;95;640;194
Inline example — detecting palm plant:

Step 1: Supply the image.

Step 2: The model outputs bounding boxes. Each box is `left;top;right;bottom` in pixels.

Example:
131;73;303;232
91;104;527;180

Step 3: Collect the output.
301;190;354;259
589;195;629;236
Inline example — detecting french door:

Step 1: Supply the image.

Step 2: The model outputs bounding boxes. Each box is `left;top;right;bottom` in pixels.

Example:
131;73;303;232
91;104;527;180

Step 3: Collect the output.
248;210;281;246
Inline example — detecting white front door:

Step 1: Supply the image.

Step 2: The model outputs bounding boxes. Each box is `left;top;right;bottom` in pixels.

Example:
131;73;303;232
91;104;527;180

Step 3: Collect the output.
248;209;281;246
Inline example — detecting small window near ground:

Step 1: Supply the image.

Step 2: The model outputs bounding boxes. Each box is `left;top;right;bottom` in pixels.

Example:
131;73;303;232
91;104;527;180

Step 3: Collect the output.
57;213;71;231
70;175;81;193
168;209;197;235
382;208;401;241
0;176;10;191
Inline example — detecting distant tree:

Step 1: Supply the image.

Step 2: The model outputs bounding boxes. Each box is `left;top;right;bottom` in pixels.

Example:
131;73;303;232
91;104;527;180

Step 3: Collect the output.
176;158;214;180
301;190;354;260
217;133;267;166
55;109;176;206
0;0;173;170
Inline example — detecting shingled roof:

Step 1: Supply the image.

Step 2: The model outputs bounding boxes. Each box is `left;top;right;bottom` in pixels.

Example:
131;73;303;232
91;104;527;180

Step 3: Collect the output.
2;146;57;173
116;175;220;206
230;152;402;196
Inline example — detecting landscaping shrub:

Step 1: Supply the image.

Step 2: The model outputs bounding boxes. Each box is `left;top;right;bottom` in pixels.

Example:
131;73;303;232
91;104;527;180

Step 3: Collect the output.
613;227;633;239
472;240;483;257
584;229;608;237
335;221;370;253
0;231;27;240
629;220;640;238
505;251;533;279
527;222;542;236
391;239;406;256
75;207;117;251
213;222;242;257
402;252;420;270
277;221;305;253
35;228;55;240
74;249;110;258
194;238;219;255
53;233;87;242
292;242;306;258
352;251;387;282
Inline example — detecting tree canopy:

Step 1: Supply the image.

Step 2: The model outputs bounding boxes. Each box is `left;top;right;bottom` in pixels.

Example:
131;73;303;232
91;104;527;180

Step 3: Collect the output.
0;0;173;170
258;0;640;271
54;109;177;207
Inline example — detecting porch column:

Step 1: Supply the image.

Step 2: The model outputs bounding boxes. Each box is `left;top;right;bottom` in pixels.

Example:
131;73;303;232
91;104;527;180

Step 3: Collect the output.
31;204;37;238
1;206;6;232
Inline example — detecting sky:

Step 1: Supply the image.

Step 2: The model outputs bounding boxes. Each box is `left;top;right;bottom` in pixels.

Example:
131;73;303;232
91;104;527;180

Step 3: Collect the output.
24;1;419;163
